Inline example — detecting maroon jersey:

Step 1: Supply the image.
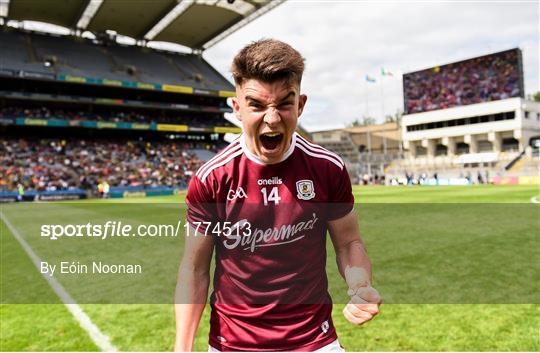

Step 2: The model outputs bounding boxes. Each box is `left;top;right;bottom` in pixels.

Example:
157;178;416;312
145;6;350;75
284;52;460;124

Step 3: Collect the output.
186;132;354;351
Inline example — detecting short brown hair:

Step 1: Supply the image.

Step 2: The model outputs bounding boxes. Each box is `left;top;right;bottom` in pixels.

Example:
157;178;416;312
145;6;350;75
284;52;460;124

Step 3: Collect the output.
231;39;305;87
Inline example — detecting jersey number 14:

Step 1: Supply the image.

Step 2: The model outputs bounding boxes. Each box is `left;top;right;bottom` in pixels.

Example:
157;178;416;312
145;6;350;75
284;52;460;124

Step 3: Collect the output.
260;186;281;206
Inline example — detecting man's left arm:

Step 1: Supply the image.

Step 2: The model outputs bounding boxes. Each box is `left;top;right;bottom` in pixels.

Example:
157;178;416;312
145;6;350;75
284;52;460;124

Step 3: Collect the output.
328;211;381;325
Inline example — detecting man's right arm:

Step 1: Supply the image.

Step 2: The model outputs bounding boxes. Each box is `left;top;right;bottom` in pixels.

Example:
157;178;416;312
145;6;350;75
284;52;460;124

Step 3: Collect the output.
174;226;215;351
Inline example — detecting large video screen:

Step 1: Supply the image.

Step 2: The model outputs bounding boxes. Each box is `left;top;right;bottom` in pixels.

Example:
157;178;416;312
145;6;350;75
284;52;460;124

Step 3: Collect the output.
403;48;524;114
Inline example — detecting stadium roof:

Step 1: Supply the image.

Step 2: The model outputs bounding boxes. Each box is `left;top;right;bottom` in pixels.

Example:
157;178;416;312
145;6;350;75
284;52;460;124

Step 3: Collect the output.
3;0;284;50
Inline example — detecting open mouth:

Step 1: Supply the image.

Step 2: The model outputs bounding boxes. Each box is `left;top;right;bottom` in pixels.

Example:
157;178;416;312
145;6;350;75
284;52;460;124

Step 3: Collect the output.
259;132;284;151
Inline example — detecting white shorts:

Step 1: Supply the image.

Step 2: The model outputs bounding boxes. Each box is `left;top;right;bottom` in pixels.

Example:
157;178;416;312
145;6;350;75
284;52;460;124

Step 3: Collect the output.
208;339;344;352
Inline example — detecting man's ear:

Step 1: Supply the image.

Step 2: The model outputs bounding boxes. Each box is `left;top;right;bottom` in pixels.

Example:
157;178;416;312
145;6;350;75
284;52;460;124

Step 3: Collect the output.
297;94;308;117
231;96;242;121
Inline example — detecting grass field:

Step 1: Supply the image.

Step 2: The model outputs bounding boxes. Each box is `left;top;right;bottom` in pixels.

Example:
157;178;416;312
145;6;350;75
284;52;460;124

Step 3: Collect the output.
1;184;539;351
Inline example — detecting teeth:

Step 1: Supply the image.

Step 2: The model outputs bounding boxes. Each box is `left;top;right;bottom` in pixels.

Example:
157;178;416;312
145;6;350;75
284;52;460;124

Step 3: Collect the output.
263;133;281;137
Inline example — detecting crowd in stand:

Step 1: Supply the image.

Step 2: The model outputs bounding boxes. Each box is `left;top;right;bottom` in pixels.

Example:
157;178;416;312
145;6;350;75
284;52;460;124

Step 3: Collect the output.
0;105;234;127
0;138;215;192
405;50;521;114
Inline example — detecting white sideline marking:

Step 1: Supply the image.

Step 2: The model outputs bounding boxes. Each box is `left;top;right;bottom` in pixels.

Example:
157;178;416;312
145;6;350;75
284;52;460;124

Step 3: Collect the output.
531;196;540;204
0;212;117;352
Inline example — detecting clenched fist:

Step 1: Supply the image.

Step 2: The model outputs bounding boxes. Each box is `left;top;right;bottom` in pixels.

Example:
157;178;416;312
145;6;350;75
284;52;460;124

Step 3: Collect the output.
343;286;381;325
342;266;381;325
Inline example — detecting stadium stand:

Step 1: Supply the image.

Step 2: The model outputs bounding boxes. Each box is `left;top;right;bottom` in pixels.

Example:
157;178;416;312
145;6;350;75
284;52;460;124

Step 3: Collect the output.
311;123;404;184
0;26;238;200
506;154;540;176
0;28;233;90
394;48;539;185
403;49;522;114
0;105;234;127
0;137;218;193
384;151;519;181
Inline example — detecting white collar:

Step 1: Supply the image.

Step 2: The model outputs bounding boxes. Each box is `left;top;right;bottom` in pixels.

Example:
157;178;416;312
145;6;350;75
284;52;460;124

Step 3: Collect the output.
240;132;297;165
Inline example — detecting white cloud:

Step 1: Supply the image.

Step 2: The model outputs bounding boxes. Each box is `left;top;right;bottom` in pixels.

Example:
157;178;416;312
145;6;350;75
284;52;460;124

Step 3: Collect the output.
204;0;539;131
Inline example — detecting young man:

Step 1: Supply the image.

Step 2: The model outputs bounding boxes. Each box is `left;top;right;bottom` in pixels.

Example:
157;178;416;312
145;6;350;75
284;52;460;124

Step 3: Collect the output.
175;39;380;352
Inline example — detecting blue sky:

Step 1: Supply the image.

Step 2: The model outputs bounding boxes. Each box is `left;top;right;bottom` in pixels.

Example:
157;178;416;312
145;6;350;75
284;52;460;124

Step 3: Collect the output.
204;1;539;131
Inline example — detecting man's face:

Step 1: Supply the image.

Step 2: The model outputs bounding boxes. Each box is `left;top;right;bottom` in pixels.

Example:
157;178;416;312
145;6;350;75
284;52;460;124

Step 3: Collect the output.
232;79;307;164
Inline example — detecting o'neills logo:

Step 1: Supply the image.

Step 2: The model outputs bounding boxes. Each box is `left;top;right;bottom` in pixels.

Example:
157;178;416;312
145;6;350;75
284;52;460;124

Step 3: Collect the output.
257;177;282;185
224;213;318;252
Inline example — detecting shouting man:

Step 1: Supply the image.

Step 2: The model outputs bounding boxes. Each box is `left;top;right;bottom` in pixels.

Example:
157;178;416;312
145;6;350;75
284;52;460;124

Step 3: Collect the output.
175;39;380;352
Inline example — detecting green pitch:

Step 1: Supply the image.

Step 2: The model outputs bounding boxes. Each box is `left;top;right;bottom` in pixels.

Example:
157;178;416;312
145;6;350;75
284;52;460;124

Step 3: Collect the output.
1;185;539;351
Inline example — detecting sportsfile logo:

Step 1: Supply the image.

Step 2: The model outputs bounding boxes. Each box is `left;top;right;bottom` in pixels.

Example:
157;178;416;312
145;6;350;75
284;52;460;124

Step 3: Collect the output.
257;177;282;185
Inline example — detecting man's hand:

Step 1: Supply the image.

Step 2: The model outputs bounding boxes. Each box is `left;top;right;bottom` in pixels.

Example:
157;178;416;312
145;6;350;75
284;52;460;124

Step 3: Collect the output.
327;213;381;326
343;285;381;325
